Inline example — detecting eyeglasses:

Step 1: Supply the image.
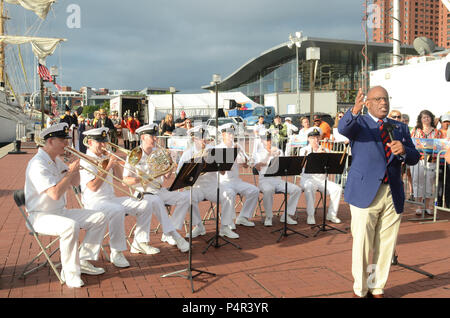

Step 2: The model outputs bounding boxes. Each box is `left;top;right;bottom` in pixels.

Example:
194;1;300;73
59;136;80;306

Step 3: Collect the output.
367;97;389;103
391;115;401;119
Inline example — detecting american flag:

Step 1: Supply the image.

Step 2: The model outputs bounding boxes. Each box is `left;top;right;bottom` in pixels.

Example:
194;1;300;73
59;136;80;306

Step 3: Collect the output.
50;95;59;116
37;63;53;82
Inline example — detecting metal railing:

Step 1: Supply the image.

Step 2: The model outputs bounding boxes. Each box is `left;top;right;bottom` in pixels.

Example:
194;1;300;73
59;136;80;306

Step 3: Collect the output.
431;150;450;223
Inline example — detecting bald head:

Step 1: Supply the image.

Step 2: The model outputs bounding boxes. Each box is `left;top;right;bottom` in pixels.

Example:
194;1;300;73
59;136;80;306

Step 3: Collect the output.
366;86;390;120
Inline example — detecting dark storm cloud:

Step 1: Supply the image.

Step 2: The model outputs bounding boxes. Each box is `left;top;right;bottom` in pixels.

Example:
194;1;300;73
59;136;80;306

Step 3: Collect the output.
11;0;372;93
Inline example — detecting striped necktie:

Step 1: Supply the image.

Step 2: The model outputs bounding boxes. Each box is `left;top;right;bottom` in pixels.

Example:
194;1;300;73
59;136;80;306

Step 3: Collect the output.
378;119;391;183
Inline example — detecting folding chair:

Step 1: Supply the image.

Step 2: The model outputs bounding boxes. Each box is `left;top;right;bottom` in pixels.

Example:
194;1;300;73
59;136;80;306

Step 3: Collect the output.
202;199;218;224
13;190;64;284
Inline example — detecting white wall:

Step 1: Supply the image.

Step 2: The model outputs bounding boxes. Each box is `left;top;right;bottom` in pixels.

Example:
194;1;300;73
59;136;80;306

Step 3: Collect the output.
264;91;338;115
370;57;450;123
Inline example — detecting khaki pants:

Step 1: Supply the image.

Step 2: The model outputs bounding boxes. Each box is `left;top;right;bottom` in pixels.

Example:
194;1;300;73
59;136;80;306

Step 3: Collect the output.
350;184;402;297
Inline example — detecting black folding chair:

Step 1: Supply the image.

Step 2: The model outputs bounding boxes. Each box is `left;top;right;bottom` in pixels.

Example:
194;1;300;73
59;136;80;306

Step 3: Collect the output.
13;190;64;284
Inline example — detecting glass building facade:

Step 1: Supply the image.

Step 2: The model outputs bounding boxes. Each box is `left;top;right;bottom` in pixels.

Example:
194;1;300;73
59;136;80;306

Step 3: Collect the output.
219;38;418;107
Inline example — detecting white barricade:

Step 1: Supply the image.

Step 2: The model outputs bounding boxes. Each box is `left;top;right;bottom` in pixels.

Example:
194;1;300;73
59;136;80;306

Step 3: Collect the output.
431;150;450;223
407;138;449;222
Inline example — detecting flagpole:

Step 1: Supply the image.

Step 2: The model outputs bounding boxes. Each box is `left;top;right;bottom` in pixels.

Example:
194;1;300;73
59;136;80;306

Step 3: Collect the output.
40;75;45;128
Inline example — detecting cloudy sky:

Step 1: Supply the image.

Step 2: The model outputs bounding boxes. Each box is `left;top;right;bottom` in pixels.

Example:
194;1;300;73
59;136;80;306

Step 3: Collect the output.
7;0;373;94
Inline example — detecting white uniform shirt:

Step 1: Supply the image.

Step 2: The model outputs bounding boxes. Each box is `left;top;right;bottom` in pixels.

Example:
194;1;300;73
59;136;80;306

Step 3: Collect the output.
25;148;68;213
252;142;284;181
254;123;266;136
299;144;329;181
285;122;299;136
216;141;246;182
123;146;164;193
177;143;216;187
80;149;115;205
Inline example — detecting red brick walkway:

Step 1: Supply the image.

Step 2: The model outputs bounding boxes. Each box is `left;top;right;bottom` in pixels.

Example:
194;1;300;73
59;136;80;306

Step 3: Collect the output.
0;145;449;299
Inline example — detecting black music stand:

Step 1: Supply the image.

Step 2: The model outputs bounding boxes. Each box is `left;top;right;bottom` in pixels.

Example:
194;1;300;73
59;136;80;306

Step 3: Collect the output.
161;161;216;293
304;152;347;237
391;251;434;279
264;156;309;242
202;147;241;254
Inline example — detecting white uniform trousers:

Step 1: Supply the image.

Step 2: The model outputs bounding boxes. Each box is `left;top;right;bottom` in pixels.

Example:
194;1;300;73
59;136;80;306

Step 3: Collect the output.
84;196;154;252
155;188;202;231
128;131;138;142
143;193;176;234
300;176;342;218
28;208;107;277
258;177;302;218
122;128;129;141
350;184;402;297
222;179;259;220
191;184;236;226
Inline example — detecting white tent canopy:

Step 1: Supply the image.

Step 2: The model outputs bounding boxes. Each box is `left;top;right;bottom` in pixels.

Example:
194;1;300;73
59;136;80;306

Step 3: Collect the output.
148;91;260;122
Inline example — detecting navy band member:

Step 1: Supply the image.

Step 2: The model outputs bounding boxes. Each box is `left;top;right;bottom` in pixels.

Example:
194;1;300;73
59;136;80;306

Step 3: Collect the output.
177;125;239;239
299;127;343;225
25;123;107;288
216;123;258;227
252;132;302;226
123;124;189;252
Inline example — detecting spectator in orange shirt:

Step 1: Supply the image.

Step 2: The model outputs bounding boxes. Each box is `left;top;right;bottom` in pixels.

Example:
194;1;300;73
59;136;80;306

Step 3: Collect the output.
313;114;331;140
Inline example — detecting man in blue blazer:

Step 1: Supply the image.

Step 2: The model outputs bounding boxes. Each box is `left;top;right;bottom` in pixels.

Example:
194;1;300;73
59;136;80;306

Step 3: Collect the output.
338;86;420;298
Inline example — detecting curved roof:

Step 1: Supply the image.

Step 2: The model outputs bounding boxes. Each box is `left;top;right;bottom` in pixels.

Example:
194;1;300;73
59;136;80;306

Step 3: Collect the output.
202;36;417;91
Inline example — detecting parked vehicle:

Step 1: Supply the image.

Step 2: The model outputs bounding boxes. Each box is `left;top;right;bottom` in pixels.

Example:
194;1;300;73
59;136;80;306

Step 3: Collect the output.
244;106;276;131
205;117;241;138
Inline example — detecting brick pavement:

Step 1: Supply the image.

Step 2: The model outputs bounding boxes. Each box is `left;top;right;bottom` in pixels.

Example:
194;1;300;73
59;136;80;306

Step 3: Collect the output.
0;144;449;299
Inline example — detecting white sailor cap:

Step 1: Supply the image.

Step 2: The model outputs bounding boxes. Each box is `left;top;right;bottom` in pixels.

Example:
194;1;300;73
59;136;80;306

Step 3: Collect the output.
187;125;209;139
285;117;292;121
83;127;109;142
40;123;71;140
441;113;450;123
306;127;322;137
219;123;236;134
136;123;159;135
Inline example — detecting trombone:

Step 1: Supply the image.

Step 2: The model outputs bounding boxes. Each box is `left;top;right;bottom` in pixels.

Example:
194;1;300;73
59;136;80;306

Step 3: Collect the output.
63;146;145;201
83;137;161;189
36;137;144;200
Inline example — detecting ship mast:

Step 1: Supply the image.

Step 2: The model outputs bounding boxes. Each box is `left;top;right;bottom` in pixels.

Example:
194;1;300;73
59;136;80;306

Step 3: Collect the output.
0;0;5;91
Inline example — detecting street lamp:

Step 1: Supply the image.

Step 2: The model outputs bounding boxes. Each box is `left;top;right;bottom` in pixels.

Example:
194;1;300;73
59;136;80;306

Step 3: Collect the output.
169;86;176;117
306;47;320;124
287;31;305;114
211;74;221;142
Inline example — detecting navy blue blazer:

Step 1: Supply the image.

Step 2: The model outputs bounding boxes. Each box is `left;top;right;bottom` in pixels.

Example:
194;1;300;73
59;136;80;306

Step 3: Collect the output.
338;109;420;214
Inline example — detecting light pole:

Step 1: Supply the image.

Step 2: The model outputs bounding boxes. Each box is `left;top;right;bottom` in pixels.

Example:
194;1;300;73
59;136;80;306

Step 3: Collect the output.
211;74;221;143
306;47;320;124
287;31;304;114
169;86;176;117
